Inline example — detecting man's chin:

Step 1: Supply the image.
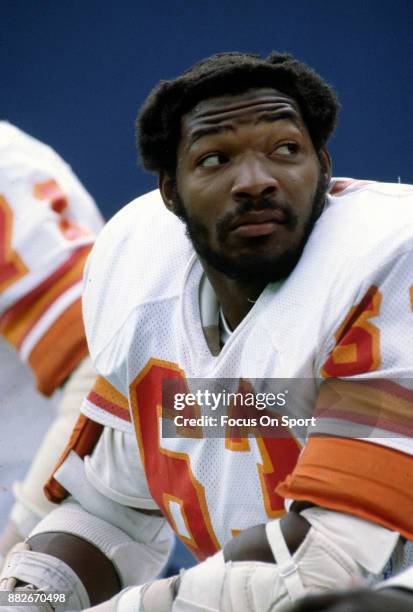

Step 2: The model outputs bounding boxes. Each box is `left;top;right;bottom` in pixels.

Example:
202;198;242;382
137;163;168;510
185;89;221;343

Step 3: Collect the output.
202;251;303;284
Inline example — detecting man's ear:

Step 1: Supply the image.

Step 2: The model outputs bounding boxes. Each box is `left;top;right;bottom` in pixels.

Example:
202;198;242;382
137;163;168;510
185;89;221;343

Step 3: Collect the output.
159;171;176;213
318;148;332;185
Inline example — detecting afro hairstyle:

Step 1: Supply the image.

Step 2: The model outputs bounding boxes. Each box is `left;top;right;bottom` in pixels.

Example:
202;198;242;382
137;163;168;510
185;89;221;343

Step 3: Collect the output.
137;51;340;175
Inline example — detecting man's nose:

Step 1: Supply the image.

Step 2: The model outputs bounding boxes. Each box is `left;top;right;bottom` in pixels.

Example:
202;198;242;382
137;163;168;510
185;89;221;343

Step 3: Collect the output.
231;157;278;201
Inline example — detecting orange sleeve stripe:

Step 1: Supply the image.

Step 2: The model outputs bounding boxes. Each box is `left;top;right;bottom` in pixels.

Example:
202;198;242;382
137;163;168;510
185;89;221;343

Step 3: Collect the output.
276;437;413;540
315;379;413;435
92;375;129;408
28;298;88;396
0;245;91;327
87;391;131;422
0;245;91;349
86;376;130;421
44;413;103;504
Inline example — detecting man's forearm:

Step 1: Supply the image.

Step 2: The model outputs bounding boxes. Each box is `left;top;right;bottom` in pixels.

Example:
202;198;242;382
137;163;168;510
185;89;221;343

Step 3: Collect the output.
223;510;311;563
27;532;120;606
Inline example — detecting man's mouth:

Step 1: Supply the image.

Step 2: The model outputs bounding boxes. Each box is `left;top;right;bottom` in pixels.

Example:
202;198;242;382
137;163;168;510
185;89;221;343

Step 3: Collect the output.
229;210;288;238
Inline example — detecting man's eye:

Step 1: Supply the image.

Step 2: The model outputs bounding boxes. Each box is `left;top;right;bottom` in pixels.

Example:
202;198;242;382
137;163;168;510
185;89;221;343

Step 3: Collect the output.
198;153;228;167
274;142;299;156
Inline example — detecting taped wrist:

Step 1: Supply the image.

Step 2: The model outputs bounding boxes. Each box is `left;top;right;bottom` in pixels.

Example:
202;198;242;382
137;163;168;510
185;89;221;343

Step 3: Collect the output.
81;578;179;612
300;505;400;576
116;577;178;612
175;523;365;612
0;542;89;610
29;500;168;586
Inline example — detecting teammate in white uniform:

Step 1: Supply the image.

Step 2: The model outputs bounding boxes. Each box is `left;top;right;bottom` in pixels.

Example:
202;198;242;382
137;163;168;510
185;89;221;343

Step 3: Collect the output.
0;123;103;558
1;53;413;612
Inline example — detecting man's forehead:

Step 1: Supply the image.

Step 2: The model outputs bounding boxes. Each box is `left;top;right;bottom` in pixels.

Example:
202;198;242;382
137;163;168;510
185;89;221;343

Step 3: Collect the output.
181;87;303;140
192;88;298;114
185;87;300;120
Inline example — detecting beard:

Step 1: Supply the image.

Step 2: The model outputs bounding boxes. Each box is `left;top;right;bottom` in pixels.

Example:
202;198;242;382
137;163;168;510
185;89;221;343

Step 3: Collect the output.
173;172;328;285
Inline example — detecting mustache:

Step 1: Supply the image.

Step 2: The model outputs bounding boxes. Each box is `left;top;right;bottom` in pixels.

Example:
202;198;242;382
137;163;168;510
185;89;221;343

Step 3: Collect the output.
216;197;298;242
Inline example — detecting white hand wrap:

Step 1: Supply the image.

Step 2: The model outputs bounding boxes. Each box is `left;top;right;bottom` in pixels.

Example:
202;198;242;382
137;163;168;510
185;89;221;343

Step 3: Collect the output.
0;542;89;610
29;498;170;588
30;451;171;587
83;521;367;612
173;522;364;612
82;578;178;612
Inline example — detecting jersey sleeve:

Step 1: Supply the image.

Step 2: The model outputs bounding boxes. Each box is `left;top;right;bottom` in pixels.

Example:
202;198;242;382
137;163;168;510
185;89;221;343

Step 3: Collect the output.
277;247;413;540
0;123;104;395
81;374;132;431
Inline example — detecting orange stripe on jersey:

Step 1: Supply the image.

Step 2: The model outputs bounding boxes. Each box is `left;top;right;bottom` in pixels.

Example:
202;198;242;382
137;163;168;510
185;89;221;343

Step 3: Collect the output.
276;437;413;540
0;245;91;350
28;297;88;395
87;376;130;422
315;379;413;436
44;413;103;503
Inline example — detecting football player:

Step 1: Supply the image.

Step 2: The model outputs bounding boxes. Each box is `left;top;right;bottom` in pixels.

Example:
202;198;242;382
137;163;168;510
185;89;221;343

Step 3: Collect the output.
0;122;103;561
2;52;413;611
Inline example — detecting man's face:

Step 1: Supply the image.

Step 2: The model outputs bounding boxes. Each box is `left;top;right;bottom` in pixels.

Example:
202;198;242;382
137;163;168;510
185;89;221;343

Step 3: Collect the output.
162;88;330;284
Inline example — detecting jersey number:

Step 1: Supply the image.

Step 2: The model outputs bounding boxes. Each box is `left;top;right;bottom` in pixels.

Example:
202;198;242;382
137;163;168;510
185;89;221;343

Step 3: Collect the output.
321;285;382;377
130;359;300;560
0;196;28;292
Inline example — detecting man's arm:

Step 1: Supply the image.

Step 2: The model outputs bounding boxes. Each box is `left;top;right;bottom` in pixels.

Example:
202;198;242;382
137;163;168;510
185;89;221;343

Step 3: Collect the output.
224;509;311;562
0;425;172;610
27;532;120;606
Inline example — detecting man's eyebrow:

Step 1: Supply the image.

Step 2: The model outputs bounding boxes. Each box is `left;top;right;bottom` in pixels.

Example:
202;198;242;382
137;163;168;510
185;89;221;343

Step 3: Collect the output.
186;109;302;150
187;125;234;149
258;110;302;128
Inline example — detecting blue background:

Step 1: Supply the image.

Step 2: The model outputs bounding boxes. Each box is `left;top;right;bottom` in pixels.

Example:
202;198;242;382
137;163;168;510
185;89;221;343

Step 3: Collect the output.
2;0;413;220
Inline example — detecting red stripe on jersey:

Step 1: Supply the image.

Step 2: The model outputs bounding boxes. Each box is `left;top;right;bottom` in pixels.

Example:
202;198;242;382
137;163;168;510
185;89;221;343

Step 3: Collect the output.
87;390;131;422
315;378;413;436
0;245;91;349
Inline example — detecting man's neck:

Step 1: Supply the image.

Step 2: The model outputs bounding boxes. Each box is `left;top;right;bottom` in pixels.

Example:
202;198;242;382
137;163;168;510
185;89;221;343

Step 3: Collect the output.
201;262;267;330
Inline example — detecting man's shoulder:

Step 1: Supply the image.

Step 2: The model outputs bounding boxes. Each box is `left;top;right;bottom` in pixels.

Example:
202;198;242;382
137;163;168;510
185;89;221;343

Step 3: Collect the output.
83;190;193;363
86;189;192;289
328;178;413;224
256;179;413;369
329;177;413;199
322;178;413;260
0;121;63;169
309;178;413;305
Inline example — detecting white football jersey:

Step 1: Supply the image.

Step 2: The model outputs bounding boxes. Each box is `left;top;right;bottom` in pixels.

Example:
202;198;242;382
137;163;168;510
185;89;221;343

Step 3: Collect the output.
81;179;413;561
0;122;104;397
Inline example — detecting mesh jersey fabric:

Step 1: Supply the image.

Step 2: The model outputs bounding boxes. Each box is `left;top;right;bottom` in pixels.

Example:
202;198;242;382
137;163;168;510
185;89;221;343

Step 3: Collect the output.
80;179;413;561
0;121;104;395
